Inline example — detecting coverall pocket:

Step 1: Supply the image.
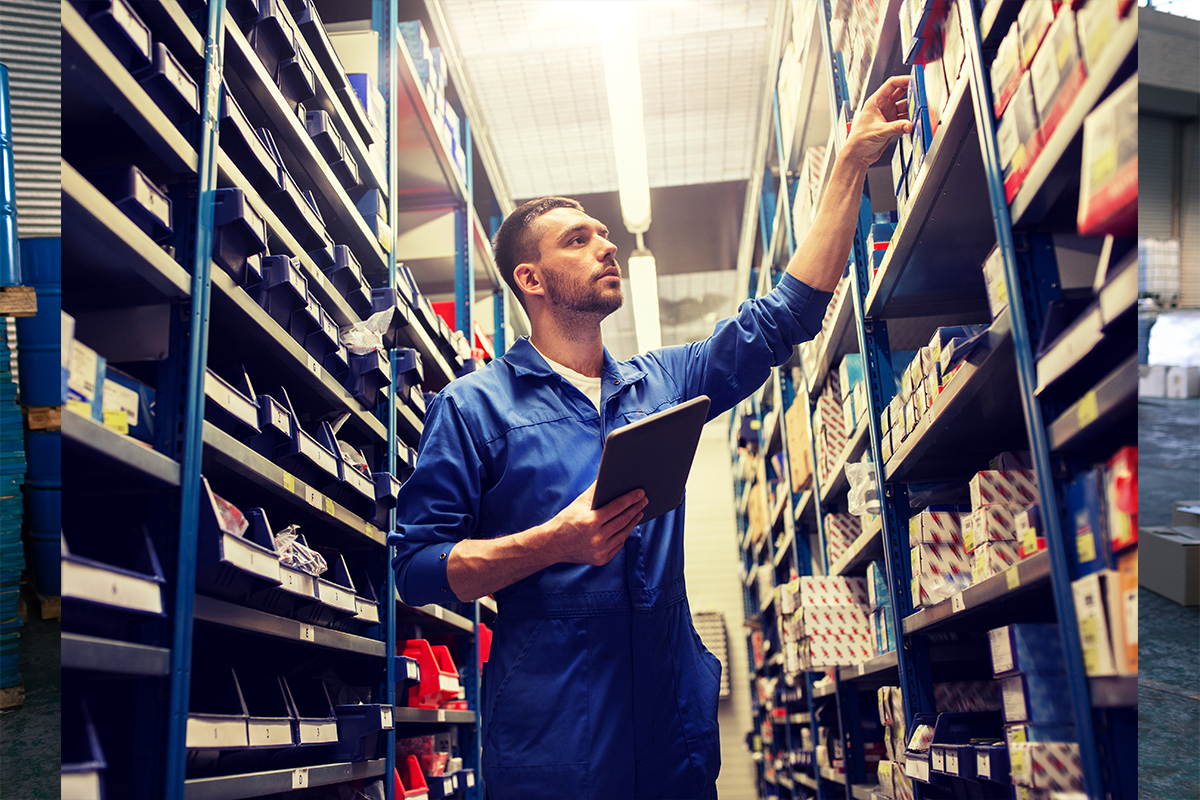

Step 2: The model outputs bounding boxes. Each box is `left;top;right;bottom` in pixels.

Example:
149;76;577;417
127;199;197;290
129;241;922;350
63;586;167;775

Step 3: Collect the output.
483;616;590;793
675;625;723;789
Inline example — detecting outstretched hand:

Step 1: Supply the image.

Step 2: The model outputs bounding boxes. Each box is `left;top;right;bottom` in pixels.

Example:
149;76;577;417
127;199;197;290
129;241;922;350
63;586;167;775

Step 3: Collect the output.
844;75;913;168
546;482;647;567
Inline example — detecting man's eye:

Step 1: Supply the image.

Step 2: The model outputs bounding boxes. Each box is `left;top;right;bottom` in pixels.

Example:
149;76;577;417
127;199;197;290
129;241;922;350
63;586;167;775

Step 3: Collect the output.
571;236;585;245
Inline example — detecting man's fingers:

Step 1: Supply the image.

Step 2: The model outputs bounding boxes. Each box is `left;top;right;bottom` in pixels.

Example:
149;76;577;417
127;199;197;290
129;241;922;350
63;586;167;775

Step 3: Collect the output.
595;487;646;522
880;75;910;100
889;119;912;136
604;498;648;536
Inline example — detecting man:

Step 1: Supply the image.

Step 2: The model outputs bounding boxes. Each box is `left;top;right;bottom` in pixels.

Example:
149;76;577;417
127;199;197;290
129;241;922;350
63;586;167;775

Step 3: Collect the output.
390;76;911;799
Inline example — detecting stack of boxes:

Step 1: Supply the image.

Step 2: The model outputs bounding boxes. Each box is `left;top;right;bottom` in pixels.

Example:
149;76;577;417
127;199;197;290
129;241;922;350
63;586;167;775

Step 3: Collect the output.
838;354;867;436
813;371;846;487
397;21;466;182
823;512;862;567
828;0;884;108
781;576;875;669
875;687;912;800
783;396;814;492
968;464;1041;581
866;213;897;277
990;624;1083;794
792;145;827;243
0;331;24;700
1069;445;1138;677
908;506;969;608
867;560;895;656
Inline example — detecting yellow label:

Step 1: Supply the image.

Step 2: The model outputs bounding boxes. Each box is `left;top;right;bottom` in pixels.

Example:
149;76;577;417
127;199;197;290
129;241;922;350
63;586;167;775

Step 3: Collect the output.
1006;566;1020;591
1021;526;1038;554
963;524;975;554
1077;531;1097;563
103;409;129;435
283;473;295;493
1077;390;1100;429
1056;34;1072;68
1091;143;1118;186
1011;727;1026;744
66;399;92;417
1079;616;1100;673
324;497;335;516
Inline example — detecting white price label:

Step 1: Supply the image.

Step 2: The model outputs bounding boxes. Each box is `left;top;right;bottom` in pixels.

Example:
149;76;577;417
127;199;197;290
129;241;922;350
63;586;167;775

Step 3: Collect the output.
305;486;321;508
857;662;866;676
313;269;326;289
437;709;445;722
292;768;309;789
307;356;321;377
951;593;966;613
299;624;314;642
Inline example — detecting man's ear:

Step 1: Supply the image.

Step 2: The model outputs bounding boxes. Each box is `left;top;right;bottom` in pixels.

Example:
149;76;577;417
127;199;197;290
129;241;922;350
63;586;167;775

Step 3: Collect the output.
514;263;544;299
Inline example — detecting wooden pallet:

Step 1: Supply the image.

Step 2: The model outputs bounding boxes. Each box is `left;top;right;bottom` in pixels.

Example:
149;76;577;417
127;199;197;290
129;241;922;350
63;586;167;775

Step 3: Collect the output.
32;591;59;621
22;406;60;431
0;682;24;710
0;286;35;317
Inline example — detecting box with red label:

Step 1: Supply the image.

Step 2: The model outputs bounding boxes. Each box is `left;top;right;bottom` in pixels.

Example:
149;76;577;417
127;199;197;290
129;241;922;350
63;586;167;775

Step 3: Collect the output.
970;470;1039;510
974;540;1023;580
1029;9;1086;144
800;605;871;638
1021;536;1047;559
1066;467;1110;576
1072;571;1119;676
1076;0;1120;73
1110;547;1137;673
940;0;965;86
804;636;875;667
990;22;1023;118
911;543;971;607
1009;741;1084;792
909;507;964;545
1078;74;1136;237
969;505;1024;551
1017;0;1057;69
997;72;1044;202
799;575;870;606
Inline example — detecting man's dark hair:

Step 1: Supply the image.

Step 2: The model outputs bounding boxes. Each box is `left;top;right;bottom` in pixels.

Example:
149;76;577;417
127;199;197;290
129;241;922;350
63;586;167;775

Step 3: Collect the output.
493;197;585;311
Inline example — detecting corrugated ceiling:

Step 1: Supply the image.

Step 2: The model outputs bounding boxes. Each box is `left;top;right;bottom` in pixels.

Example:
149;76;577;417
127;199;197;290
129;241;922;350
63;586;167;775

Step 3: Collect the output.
441;0;771;199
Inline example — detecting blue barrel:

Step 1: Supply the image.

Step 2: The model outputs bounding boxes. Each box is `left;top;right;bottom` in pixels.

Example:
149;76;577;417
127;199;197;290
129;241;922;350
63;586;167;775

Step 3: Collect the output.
24;429;58;534
29;531;58;595
15;238;60;406
0;64;20;287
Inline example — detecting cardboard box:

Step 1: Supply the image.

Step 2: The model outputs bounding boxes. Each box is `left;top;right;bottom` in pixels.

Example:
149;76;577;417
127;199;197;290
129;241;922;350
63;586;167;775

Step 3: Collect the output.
969;504;1024;551
973;540;1022;580
1076;0;1121;72
1138;526;1199;606
934;680;1002;712
1072;571;1118;676
799;575;869;606
941;0;966;86
1000;672;1073;724
1109;547;1137;673
982;245;1009;320
911;543;971;607
1009;741;1084;792
1029;9;1086;143
1004;723;1077;750
839;354;864;399
997;72;1044;202
1017;0;1056;69
909;507;964;545
873;607;897;654
990;22;1023;118
67;338;106;421
868;560;889;611
103;366;156;444
800;605;871;638
989;623;1066;677
1066;468;1111;576
1078;73;1137;237
971;469;1039;510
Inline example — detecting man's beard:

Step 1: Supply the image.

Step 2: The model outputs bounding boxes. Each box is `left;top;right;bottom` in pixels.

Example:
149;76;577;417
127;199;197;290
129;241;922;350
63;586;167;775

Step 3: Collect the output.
542;265;624;319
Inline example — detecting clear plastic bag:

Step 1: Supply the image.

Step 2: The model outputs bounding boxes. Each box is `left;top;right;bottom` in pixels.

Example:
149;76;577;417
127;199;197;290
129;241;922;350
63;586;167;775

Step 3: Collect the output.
340;309;396;355
271;524;327;576
846;461;880;516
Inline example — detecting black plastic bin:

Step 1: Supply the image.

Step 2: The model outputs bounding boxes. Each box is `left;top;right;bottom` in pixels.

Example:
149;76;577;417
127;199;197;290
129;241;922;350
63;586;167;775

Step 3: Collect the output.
137;42;200;126
203;366;261;438
219;88;281;193
249;0;296;78
62;526;166;640
277;47;316;108
344;349;390;410
194;476;282;605
244;508;320;619
257;255;307;331
247;392;293;459
86;0;151;71
212;188;268;284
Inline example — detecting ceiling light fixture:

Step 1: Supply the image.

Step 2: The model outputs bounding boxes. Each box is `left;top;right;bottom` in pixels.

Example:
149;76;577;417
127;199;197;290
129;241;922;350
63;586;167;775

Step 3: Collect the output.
628;236;661;353
599;3;651;234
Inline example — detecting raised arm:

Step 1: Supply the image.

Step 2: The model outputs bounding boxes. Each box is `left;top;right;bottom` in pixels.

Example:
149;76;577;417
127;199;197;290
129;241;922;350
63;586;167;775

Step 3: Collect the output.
786;76;912;292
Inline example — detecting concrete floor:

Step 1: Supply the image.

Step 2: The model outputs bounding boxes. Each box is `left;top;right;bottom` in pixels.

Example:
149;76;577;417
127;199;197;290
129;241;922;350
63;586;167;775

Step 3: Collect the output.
0;605;60;800
1136;397;1200;800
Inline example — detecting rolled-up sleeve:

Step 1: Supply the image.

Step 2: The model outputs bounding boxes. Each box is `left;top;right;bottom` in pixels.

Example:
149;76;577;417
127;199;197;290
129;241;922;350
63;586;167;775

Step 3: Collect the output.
389;392;483;606
654;273;832;414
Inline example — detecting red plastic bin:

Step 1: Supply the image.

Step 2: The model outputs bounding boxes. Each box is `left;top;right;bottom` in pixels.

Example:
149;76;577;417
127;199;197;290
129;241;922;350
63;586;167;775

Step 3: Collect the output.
395;755;429;798
402;640;461;709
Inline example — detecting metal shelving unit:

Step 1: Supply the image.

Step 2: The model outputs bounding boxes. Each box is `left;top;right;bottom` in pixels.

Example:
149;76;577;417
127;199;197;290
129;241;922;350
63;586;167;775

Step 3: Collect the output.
62;1;508;797
731;1;1138;798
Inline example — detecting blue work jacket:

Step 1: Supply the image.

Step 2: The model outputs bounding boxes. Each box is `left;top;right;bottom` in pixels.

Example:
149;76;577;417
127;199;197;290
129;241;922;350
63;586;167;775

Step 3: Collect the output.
391;273;831;799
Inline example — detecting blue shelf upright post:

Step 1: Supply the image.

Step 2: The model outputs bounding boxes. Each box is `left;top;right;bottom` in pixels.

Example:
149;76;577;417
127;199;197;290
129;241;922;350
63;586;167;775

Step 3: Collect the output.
376;2;400;797
490;199;505;356
957;0;1103;796
456;120;474;341
165;3;227;798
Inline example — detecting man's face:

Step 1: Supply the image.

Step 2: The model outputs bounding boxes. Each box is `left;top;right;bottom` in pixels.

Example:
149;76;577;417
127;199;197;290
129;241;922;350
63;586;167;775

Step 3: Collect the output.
528;207;624;318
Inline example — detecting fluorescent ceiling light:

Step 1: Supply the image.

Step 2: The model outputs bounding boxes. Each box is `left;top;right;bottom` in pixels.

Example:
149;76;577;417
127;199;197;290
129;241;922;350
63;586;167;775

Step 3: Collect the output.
600;4;651;234
628;249;661;352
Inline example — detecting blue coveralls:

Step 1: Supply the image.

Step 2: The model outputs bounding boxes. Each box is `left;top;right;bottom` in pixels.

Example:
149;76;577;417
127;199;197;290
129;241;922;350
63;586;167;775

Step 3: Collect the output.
391;273;830;799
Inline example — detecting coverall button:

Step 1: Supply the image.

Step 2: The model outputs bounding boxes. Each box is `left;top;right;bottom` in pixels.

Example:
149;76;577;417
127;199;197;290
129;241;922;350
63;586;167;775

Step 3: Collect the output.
441;587;447;593
439;552;446;560
613;379;620;385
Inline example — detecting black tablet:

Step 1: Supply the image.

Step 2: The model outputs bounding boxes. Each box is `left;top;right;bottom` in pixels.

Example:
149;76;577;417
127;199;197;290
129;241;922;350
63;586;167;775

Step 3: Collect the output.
592;395;712;523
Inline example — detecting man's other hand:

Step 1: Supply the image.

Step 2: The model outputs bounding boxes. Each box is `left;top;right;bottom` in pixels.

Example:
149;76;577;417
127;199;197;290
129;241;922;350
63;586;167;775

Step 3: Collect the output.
844;75;912;168
548;482;647;566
